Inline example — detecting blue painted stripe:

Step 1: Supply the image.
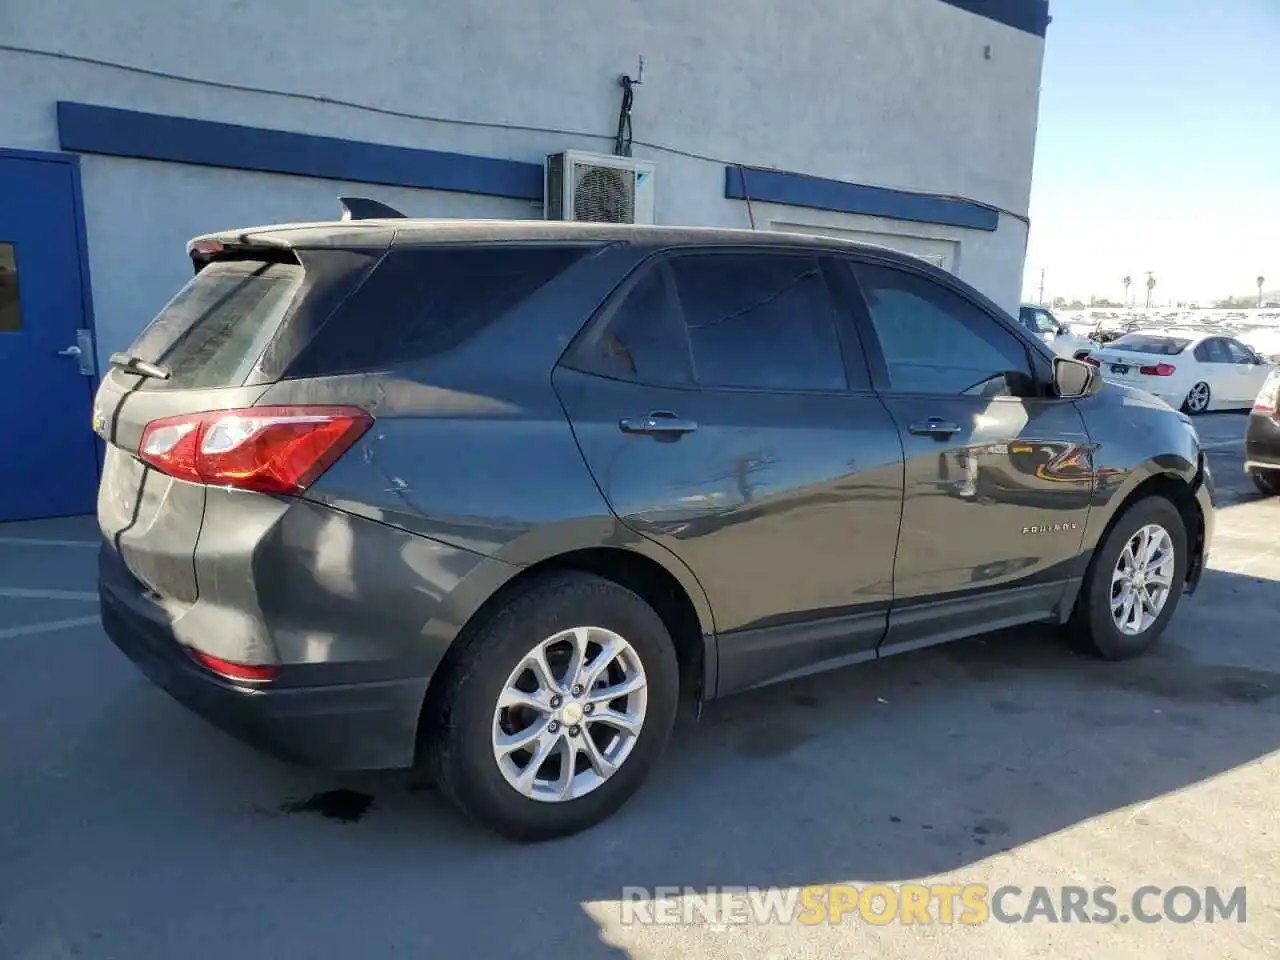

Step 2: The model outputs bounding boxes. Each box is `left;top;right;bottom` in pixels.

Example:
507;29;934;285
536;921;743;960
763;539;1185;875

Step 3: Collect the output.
57;102;544;201
725;167;1000;232
938;0;1050;37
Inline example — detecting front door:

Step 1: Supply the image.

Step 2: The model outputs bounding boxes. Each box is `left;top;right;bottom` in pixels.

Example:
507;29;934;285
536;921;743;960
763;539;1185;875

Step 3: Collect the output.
0;152;99;521
840;259;1095;654
554;250;904;696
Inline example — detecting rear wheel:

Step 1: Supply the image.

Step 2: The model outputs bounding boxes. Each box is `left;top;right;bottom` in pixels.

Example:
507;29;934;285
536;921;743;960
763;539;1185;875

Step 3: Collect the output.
423;571;679;842
1252;469;1280;497
1069;496;1188;659
1183;381;1211;415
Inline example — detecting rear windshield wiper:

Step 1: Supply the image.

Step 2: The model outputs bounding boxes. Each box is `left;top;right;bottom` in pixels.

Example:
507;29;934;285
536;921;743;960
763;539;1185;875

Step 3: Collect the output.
109;352;171;381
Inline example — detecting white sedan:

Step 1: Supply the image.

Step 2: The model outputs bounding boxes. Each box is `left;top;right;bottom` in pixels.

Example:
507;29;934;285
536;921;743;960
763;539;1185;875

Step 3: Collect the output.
1078;330;1276;414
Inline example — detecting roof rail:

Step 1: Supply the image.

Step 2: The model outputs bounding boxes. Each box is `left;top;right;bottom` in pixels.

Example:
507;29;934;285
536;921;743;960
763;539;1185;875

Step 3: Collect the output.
339;197;407;221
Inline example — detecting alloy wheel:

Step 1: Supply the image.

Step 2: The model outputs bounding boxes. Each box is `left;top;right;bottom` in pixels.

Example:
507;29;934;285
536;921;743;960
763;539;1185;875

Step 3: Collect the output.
1111;523;1176;636
491;626;648;803
1186;382;1210;413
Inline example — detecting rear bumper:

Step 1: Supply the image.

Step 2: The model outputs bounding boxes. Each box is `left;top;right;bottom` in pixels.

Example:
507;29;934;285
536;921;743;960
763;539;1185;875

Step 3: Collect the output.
100;562;429;771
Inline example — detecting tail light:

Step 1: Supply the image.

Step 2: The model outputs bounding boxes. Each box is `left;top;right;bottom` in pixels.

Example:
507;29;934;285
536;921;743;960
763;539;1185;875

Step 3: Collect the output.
1080;355;1100;368
1257;374;1280;414
187;648;279;683
139;406;372;495
1139;362;1176;377
1073;350;1093;361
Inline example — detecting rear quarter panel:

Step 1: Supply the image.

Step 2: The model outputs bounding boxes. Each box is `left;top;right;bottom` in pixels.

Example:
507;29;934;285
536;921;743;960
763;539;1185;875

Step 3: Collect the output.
270;241;717;636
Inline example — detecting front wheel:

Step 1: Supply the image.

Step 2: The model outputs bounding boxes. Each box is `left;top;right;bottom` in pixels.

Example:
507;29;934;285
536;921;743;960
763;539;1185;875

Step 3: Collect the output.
423;571;679;842
1183;381;1211;415
1253;469;1280;497
1069;496;1188;659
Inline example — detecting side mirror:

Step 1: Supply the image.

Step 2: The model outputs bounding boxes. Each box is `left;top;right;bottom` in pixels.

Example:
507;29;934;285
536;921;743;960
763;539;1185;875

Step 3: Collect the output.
1053;357;1099;399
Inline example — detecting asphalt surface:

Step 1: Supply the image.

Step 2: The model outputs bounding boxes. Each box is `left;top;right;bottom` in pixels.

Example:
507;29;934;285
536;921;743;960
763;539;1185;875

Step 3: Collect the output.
2;411;1277;959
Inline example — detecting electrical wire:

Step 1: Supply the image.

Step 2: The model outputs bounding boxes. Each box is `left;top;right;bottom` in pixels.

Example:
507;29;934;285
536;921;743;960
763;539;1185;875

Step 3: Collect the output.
1;42;1030;226
614;75;635;157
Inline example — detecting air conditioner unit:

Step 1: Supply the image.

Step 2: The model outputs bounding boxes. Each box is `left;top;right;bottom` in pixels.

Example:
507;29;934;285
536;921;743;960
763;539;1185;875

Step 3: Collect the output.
544;150;656;225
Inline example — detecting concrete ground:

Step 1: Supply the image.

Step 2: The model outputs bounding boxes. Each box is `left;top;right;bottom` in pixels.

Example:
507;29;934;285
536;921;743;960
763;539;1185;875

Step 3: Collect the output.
1;411;1277;959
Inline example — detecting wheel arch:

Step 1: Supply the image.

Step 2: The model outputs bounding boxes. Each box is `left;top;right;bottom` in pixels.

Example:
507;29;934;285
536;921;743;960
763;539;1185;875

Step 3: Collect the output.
1082;470;1206;589
422;539;716;739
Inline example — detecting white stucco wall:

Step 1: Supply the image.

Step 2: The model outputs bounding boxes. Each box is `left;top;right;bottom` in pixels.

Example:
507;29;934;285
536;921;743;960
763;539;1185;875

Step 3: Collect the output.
0;0;1044;359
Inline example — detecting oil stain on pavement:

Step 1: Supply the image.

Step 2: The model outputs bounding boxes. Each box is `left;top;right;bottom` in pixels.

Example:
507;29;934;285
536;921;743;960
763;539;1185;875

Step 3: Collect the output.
280;789;375;823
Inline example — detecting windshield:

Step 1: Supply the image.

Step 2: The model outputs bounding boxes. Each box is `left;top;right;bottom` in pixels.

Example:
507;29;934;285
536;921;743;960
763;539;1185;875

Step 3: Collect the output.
1108;335;1190;356
125;260;303;389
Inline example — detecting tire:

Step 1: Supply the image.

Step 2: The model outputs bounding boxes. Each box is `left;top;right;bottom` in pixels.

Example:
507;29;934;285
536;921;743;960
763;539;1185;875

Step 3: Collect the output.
1182;381;1211;415
1253;469;1280;497
1069;496;1188;660
423;570;679;842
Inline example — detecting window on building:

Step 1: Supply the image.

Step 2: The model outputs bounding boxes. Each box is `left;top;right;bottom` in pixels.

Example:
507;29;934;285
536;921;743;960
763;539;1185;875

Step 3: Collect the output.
0;243;21;333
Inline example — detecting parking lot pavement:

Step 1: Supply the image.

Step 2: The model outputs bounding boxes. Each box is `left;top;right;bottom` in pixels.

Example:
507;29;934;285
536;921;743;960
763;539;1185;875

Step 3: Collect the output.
2;411;1277;960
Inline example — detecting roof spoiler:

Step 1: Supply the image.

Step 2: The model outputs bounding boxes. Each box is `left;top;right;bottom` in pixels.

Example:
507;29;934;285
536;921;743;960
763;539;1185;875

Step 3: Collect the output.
339;197;407;221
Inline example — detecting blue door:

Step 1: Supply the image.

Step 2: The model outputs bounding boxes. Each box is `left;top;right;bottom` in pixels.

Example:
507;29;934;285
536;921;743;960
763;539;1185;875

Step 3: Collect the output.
0;152;100;521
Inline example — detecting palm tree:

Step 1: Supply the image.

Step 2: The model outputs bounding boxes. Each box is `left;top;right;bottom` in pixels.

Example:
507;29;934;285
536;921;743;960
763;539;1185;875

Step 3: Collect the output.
1145;272;1156;309
1122;275;1132;307
1258;275;1266;308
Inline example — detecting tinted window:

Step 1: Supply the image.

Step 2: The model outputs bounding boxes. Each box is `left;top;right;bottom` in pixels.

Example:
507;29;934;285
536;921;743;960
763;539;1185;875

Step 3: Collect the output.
127;260;303;389
670;254;847;392
290;245;588;376
569;265;692;385
1108;335;1190;356
853;264;1032;396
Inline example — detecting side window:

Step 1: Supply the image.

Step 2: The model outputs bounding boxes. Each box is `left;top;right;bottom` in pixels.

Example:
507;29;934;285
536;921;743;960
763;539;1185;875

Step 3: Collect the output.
1193;341;1211;362
1030;310;1058;334
568;264;693;385
669;253;848;392
1225;340;1255;364
288;245;589;377
853;263;1033;396
1202;339;1230;363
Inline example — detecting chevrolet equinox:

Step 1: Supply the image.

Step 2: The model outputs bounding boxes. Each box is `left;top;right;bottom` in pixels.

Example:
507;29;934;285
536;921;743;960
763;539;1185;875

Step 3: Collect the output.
95;215;1214;841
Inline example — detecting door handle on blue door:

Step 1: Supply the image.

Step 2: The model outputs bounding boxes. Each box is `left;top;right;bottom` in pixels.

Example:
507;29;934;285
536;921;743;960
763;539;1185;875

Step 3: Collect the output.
619;411;699;438
908;418;961;438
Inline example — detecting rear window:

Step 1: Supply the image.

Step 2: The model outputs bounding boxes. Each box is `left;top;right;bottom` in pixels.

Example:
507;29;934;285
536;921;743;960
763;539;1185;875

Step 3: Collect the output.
127;260;303;389
285;244;590;377
1108;335;1190;356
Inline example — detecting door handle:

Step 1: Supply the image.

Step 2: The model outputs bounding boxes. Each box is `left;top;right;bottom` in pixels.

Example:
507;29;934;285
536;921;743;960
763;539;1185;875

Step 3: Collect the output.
57;345;82;358
908;418;962;438
619;411;699;437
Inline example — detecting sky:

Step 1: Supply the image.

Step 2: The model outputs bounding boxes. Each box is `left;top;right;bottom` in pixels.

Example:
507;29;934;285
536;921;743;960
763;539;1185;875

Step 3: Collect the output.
1022;0;1280;305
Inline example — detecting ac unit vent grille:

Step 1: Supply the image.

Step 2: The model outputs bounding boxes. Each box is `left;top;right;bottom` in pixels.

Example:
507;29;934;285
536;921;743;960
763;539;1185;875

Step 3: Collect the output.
572;162;635;223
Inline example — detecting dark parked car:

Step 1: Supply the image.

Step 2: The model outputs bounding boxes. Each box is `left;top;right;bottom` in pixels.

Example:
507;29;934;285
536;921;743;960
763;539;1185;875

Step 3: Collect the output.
1246;368;1280;495
94;214;1214;841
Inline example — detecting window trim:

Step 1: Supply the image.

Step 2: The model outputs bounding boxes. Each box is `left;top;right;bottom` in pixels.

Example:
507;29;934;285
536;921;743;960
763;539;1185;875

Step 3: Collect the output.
832;254;1050;400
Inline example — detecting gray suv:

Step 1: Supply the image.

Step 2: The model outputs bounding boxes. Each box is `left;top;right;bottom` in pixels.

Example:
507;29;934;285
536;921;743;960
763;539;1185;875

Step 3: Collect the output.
94;214;1214;841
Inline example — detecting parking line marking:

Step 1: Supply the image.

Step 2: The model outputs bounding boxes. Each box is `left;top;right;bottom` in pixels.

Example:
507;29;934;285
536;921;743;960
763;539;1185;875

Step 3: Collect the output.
0;587;99;601
0;537;97;548
0;616;101;640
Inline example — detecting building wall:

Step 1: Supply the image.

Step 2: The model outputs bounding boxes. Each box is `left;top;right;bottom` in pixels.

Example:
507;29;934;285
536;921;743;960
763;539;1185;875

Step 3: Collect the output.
0;0;1046;360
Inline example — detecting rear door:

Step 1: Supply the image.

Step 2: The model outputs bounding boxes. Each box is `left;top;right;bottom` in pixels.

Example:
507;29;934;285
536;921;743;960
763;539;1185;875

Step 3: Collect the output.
0;153;100;521
554;249;904;696
1223;338;1269;406
1194;338;1234;407
837;259;1094;654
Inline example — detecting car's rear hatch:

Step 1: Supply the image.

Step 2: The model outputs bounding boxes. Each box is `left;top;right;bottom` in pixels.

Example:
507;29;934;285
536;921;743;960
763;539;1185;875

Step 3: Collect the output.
94;236;386;614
